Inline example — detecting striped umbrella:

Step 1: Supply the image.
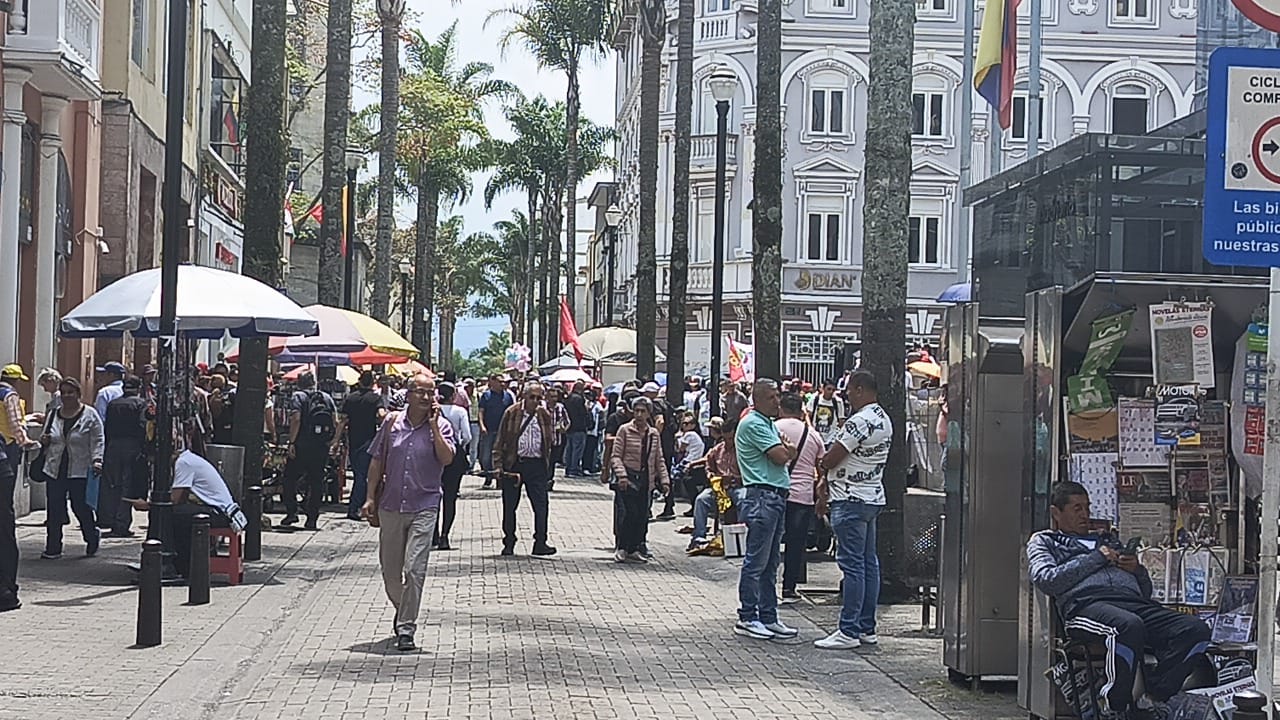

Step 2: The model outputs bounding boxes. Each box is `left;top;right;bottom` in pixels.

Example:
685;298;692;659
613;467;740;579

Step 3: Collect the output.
227;305;419;363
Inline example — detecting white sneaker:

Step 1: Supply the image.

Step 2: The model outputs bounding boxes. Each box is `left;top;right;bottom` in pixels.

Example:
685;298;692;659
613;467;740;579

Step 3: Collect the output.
860;633;879;645
734;620;775;640
625;551;649;564
814;630;861;649
764;621;799;638
614;549;628;563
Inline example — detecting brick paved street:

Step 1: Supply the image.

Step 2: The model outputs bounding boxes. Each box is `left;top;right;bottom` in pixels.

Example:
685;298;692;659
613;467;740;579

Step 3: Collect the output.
0;473;1020;720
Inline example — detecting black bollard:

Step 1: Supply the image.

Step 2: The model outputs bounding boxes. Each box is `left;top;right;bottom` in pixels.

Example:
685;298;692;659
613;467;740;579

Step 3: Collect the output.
188;514;210;605
136;539;163;647
244;486;262;562
1233;689;1268;720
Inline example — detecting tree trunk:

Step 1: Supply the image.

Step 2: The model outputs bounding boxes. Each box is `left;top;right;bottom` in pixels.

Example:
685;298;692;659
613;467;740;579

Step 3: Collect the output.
543;192;564;360
563;59;580;322
318;0;353;307
667;0;694;407
412;171;439;364
369;3;403;323
636;0;665;380
751;0;783;380
439;307;455;370
525;190;539;349
862;0;915;601
233;0;288;481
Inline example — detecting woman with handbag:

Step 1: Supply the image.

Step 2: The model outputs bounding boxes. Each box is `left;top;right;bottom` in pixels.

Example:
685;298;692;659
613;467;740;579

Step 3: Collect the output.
39;378;104;559
609;397;670;564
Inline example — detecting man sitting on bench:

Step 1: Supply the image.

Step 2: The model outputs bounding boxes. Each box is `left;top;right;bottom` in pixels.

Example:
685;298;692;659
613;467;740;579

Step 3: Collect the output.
1027;481;1210;720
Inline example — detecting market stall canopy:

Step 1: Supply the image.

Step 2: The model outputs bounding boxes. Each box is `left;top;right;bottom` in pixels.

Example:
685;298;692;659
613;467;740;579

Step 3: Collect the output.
282;364;360;385
266;305;418;359
566;326;666;362
60;265;318;339
538;355;597;372
542;368;593;384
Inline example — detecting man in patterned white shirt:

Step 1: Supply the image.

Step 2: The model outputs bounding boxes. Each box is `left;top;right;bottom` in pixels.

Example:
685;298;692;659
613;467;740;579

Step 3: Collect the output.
493;381;557;557
814;370;893;650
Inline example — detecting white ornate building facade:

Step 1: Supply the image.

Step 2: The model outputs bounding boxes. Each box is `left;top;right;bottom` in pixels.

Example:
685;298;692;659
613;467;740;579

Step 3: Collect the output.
601;0;1197;381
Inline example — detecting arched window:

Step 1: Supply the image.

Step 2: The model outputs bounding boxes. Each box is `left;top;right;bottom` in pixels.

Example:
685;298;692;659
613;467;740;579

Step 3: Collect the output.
912;73;951;140
806;69;852;137
1110;82;1152;134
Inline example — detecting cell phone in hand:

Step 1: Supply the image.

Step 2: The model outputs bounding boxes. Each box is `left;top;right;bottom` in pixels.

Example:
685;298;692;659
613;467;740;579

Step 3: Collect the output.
1122;537;1142;555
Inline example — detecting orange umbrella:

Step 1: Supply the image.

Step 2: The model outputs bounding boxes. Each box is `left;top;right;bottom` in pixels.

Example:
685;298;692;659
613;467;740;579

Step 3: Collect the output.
908;360;942;379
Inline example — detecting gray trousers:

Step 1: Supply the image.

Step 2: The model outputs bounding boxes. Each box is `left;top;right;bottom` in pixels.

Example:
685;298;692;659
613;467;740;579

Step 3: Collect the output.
378;507;438;637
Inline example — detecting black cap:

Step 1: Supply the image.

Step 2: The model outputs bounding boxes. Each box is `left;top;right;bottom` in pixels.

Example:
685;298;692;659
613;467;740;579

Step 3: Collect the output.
123;376;143;390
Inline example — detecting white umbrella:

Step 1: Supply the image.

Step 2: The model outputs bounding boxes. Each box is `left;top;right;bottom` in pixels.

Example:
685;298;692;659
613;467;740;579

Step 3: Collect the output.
538;354;596;372
542;368;594;384
566;326;667;362
60;265;318;339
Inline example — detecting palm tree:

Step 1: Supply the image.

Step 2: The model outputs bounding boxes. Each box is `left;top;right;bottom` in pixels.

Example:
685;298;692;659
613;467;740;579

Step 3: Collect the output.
635;0;664;379
399;24;514;363
667;0;694;406
318;0;354;307
368;0;407;323
233;0;289;481
862;0;917;597
752;0;783;379
434;216;502;369
484;210;535;338
488;0;614;327
485;95;614;356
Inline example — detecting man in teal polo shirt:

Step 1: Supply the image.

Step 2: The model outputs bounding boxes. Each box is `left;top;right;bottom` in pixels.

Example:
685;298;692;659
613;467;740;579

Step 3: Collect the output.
732;378;799;640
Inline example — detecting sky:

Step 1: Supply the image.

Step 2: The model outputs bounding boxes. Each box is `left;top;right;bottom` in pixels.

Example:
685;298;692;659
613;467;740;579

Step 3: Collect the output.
351;0;618;355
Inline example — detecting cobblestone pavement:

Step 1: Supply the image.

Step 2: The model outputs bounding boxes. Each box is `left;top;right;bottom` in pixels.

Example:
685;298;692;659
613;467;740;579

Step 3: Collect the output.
1;473;1020;720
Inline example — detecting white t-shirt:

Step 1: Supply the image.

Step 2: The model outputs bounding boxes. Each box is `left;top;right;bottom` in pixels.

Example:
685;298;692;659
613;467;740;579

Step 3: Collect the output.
440;404;472;448
678;430;706;462
173;450;236;512
827;403;893;505
807;394;847;442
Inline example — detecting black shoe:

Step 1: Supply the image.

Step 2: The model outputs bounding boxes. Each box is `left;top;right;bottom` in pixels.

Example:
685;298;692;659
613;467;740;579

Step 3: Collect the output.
547;481;555;491
86;534;100;557
0;595;19;612
780;589;801;604
395;634;416;652
436;537;453;551
303;522;319;531
531;544;557;557
654;511;676;521
681;508;695;517
500;546;515;556
345;513;362;521
482;480;493;489
281;515;298;526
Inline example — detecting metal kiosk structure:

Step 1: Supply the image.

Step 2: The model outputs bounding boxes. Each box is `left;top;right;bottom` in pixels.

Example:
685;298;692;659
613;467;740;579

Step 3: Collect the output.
939;305;1026;685
1016;271;1267;720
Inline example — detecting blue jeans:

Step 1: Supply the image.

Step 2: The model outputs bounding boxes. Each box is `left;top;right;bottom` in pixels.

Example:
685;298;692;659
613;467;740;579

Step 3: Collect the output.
692;487;716;540
564;431;587;475
478;431;498;476
347;444;372;517
736;485;787;625
829;499;882;638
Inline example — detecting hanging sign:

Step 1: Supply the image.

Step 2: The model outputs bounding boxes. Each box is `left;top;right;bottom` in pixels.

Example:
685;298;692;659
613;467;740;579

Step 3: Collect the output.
1065;309;1134;413
1150;301;1216;388
1154;384;1202;446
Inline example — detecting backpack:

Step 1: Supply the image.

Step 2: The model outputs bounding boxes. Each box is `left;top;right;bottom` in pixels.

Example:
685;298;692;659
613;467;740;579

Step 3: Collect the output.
302;391;335;441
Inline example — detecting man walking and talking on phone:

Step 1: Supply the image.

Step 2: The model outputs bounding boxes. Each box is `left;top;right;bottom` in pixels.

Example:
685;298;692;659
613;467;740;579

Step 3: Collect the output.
362;373;455;652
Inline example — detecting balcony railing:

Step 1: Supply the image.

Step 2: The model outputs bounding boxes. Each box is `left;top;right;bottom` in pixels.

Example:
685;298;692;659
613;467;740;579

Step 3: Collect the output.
691;133;739;170
698;14;737;42
7;0;102;97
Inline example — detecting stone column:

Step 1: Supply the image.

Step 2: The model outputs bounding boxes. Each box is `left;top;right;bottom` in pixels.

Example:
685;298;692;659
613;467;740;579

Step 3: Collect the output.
35;96;69;377
0;68;32;362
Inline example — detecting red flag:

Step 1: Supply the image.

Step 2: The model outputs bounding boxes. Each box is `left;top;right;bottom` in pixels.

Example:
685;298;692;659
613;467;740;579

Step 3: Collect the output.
559;296;583;362
305;202;323;225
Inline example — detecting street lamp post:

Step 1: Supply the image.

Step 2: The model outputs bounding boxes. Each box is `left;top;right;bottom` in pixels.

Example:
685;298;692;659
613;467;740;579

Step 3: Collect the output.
343;148;365;310
398;259;412;336
707;68;736;420
604;204;621;326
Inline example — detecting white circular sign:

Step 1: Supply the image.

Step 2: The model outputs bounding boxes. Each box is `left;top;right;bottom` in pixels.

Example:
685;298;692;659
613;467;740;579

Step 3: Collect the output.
1232;0;1280;32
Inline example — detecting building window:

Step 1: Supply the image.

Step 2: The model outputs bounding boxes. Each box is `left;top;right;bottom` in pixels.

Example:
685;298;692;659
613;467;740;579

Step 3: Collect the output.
704;0;732;12
912;81;947;139
693;187;719;263
1010;94;1045;142
809;85;847;136
916;0;950;17
802;195;844;262
132;0;151;69
908;198;947;267
1110;84;1150;134
1112;0;1154;22
808;0;854;14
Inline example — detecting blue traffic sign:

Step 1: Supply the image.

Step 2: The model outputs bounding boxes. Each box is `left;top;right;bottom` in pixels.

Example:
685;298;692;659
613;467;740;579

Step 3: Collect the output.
1204;47;1280;268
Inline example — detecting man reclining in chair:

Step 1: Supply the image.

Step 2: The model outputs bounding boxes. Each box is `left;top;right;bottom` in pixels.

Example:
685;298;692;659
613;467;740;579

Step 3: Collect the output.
1027;481;1211;720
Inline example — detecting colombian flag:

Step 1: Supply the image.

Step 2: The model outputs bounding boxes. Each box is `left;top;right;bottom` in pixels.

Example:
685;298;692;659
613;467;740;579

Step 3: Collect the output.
974;0;1020;130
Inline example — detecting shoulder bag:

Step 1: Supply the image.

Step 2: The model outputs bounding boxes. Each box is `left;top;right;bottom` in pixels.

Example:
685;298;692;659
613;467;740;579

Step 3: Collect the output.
27;411;56;483
624;428;653;495
788;424;811;475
